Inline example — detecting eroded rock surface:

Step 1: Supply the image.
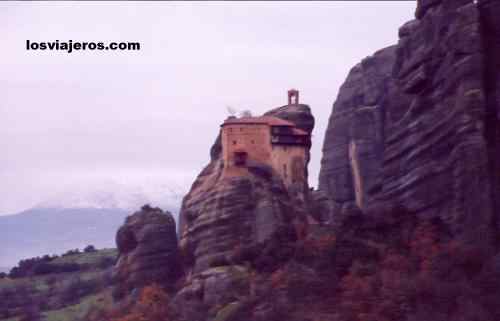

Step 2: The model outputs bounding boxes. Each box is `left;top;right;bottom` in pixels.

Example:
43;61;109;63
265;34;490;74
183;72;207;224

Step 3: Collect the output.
114;205;181;295
381;0;493;242
317;45;400;225
178;104;314;276
264;104;315;139
318;0;500;244
171;2;500;318
178;170;298;274
172;104;313;321
110;2;500;321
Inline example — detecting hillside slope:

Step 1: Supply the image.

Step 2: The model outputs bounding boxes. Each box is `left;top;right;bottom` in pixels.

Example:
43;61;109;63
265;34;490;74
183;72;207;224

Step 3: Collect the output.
0;207;129;268
0;249;117;321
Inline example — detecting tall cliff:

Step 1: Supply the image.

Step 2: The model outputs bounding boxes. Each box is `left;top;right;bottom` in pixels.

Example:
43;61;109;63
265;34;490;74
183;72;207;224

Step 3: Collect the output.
317;45;397;222
318;0;500;243
105;1;500;321
479;0;500;224
178;103;314;275
170;104;315;321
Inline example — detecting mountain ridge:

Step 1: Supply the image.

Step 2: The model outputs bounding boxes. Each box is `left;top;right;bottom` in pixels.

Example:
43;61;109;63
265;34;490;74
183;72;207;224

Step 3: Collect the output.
1;207;129;268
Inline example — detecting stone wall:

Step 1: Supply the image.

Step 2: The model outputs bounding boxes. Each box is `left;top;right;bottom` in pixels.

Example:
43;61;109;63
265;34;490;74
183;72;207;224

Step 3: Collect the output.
222;123;272;167
221;122;308;191
270;145;306;188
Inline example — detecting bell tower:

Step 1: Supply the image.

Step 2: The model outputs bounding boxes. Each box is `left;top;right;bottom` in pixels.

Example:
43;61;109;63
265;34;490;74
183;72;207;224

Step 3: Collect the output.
288;89;299;105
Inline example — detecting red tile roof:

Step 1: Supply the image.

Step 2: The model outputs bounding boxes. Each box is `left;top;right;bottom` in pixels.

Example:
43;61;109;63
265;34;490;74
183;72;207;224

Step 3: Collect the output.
222;116;309;137
222;116;295;127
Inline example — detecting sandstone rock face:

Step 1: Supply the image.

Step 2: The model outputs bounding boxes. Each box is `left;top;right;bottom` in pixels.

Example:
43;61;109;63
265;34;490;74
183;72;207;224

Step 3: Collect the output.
479;0;500;223
382;0;494;240
113;2;500;320
114;205;181;295
317;45;399;221
264;104;315;138
178;169;297;274
178;104;314;276
173;104;313;321
318;0;500;242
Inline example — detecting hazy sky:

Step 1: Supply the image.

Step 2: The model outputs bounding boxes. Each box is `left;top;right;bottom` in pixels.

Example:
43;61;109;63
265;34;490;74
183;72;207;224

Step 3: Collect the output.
1;1;416;215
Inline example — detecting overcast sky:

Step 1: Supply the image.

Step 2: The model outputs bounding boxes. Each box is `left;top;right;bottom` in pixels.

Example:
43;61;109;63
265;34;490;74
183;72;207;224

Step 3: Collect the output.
0;1;416;215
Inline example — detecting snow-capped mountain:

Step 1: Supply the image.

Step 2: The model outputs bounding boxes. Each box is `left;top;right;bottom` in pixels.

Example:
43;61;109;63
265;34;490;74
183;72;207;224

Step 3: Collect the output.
0;177;188;270
35;179;185;214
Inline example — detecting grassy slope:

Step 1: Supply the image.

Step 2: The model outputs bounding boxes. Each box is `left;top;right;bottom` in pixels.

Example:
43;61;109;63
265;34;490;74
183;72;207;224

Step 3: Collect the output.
51;249;117;265
43;290;113;321
0;249;118;321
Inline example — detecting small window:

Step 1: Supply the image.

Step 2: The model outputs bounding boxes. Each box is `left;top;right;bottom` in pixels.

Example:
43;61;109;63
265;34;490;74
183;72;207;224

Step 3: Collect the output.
251;140;255;144
233;140;237;145
234;151;248;166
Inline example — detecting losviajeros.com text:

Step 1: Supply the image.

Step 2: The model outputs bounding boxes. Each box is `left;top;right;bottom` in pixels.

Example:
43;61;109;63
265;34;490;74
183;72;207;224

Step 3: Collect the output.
26;40;141;53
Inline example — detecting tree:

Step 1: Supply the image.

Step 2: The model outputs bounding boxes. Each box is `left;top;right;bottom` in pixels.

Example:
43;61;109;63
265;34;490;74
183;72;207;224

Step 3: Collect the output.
110;284;170;321
62;249;81;256
84;245;97;253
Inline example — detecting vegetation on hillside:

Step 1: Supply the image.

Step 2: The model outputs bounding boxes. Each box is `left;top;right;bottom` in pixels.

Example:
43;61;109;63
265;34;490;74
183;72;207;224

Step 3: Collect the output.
7;247;115;279
84;284;171;321
0;248;117;321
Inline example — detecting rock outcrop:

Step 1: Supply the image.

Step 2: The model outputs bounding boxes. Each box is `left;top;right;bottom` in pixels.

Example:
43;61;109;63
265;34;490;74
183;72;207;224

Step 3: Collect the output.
318;0;500;244
171;104;313;321
479;0;500;223
114;205;181;296
317;45;399;223
178;103;314;276
264;104;315;141
382;0;494;242
108;1;500;321
178;167;298;275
